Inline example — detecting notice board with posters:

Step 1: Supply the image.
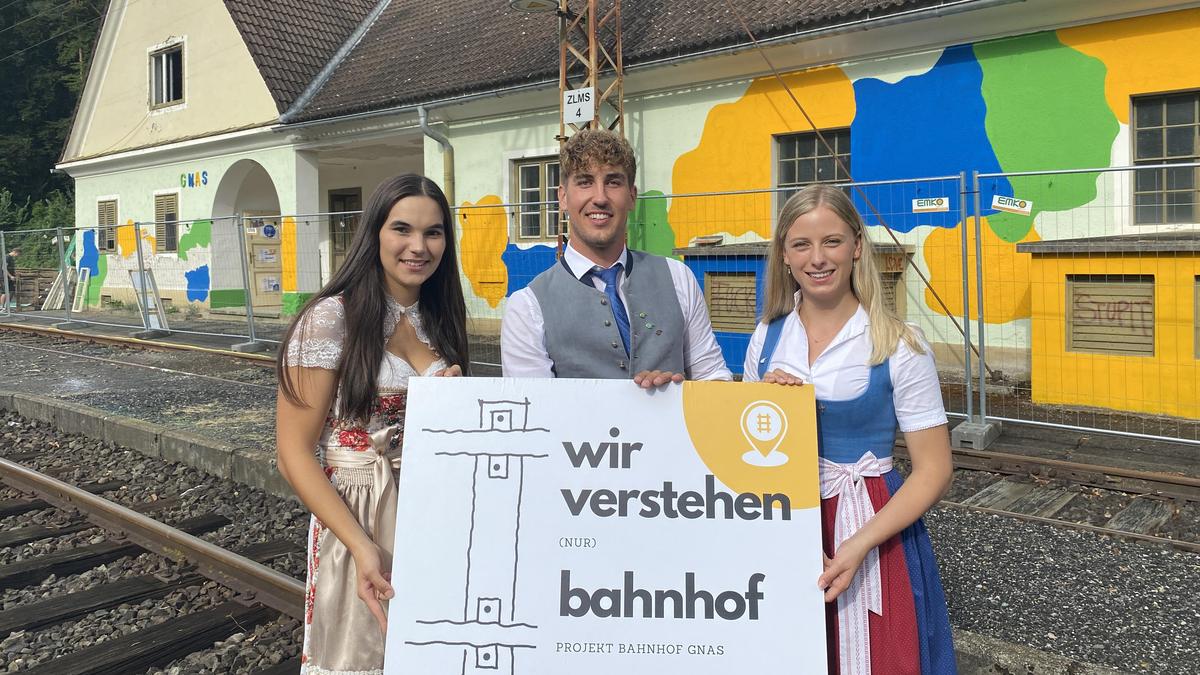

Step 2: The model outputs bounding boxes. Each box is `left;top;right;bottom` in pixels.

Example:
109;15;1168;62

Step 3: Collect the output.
385;378;827;674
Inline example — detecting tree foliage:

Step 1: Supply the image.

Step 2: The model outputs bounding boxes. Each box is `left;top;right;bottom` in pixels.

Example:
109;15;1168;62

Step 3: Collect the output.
0;0;105;232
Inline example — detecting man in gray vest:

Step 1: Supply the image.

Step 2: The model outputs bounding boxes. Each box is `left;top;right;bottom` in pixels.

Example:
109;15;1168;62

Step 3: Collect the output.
501;129;731;386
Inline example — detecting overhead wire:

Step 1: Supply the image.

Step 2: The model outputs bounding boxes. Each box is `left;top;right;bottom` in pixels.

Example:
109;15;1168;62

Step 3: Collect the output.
0;13;100;63
0;0;77;34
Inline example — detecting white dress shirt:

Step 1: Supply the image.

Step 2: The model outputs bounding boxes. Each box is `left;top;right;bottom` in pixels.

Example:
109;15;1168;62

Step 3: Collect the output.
741;301;947;433
501;244;732;380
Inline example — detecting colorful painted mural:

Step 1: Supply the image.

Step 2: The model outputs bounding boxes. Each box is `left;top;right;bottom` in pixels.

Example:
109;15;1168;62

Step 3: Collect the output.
447;9;1199;345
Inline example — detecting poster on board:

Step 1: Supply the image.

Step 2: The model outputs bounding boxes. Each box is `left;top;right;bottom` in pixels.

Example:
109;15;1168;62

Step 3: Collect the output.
385;377;828;674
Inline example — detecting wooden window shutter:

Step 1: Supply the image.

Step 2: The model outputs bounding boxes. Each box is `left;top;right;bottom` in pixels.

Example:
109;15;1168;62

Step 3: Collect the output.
154;194;178;252
97;200;117;251
705;271;758;333
1067;275;1154;356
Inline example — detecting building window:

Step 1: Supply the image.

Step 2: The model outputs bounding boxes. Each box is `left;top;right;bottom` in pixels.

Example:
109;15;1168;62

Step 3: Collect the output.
150;44;184;108
329;188;363;255
1067;275;1154;356
1133;92;1198;224
154;193;179;253
514;158;561;239
777;129;851;199
705;271;757;333
97;200;117;251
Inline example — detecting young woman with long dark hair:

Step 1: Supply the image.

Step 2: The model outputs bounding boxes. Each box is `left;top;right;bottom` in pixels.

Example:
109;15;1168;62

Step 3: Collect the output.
275;174;469;674
744;184;955;675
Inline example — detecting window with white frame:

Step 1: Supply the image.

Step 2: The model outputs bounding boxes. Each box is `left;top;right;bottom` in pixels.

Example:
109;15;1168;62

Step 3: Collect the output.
97;200;117;251
514;157;561;239
777;128;851;200
1133;92;1198;224
150;44;184;108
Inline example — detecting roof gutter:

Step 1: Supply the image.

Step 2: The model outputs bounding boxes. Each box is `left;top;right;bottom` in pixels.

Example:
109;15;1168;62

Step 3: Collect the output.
279;0;394;124
418;105;455;205
280;0;1019;130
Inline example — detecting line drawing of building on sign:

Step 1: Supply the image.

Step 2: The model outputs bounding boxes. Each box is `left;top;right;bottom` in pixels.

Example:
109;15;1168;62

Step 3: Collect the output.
408;398;550;673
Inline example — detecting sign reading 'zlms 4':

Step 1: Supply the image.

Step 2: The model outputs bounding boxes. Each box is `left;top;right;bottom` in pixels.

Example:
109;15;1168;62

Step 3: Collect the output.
992;195;1033;216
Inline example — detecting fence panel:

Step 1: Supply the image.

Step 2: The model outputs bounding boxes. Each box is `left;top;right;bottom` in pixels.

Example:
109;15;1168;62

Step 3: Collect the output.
975;162;1200;444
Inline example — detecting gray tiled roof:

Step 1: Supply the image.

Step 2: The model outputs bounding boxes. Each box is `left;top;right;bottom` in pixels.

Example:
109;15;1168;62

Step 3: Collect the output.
291;0;958;123
223;0;378;113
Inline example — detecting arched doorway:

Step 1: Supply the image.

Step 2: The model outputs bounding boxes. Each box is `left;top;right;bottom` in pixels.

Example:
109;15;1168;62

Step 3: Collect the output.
211;160;283;313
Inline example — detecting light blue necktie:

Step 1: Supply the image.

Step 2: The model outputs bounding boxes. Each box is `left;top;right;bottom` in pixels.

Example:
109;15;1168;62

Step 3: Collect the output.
594;264;630;356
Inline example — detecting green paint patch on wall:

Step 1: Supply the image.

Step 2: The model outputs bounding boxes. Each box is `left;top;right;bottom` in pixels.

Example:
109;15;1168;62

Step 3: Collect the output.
628;191;676;257
283;292;313;317
86;255;107;307
975;31;1118;242
210;289;246;309
177;220;212;262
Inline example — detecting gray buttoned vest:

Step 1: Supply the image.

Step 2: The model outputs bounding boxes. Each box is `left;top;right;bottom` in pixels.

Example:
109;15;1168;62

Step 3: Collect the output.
528;250;687;378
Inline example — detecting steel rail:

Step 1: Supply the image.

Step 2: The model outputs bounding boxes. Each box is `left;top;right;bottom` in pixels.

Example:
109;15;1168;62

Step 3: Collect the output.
0;457;304;620
0;339;276;391
895;444;1200;502
937;500;1199;555
0;322;275;365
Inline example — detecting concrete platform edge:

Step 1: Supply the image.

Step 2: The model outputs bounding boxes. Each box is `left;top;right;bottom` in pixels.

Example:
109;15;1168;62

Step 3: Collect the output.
0;392;1135;673
0;389;294;501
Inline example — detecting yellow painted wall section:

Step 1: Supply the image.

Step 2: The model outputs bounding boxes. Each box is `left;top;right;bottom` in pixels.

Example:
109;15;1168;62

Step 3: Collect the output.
1059;9;1200;124
922;218;1040;323
458;196;509;308
115;220;138;258
281;216;297;292
1029;255;1199;418
669;67;855;247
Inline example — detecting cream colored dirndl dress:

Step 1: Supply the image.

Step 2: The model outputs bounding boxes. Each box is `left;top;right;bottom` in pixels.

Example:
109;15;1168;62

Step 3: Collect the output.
285;295;444;675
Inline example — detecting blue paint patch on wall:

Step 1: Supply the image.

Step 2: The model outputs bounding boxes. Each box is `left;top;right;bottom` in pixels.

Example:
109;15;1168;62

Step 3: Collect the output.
78;230;99;274
501;243;557;296
850;44;1011;231
681;253;767;376
185;265;210;302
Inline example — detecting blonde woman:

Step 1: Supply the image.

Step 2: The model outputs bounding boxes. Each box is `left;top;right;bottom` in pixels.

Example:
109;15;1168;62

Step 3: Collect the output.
743;184;955;675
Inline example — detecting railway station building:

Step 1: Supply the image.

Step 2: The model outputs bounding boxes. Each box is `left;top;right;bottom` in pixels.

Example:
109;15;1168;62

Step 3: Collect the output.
58;0;1200;417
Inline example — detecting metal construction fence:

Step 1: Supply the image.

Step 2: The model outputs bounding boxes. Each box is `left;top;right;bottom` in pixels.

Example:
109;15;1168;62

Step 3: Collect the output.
1;164;1196;445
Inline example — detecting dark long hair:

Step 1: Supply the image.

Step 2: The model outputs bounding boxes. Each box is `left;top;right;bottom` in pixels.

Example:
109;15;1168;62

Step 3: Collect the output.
277;174;469;420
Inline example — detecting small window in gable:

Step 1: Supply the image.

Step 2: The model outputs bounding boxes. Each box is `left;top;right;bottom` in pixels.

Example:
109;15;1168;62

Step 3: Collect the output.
150;44;184;108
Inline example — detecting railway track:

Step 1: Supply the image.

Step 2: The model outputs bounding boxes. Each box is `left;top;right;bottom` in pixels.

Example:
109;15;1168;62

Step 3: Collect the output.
0;457;304;674
895;444;1200;554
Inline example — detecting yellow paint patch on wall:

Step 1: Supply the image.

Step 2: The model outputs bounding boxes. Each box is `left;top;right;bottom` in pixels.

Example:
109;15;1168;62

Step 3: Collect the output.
115;220;138;258
458;196;509;308
1059;9;1200;124
669;67;856;247
281;216;297;292
922;218;1040;324
1028;254;1199;419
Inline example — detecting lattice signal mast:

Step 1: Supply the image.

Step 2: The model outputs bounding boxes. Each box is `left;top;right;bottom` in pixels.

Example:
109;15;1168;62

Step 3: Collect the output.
557;0;624;141
511;0;625;141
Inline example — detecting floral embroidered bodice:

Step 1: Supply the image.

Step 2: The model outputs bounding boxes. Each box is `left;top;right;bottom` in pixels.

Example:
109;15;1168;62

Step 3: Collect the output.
283;295;446;456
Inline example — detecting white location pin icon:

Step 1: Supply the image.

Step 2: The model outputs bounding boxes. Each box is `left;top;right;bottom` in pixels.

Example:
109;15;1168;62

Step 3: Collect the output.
740;400;789;467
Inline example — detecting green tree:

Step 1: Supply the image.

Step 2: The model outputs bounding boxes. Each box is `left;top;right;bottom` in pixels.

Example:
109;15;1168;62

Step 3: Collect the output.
0;0;105;210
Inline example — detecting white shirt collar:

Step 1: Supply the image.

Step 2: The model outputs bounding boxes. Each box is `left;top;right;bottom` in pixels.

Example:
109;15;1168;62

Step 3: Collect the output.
563;241;629;280
792;290;871;344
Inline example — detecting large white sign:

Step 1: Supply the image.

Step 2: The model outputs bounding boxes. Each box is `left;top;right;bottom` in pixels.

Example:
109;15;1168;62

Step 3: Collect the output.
386;378;828;673
563;86;595;126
